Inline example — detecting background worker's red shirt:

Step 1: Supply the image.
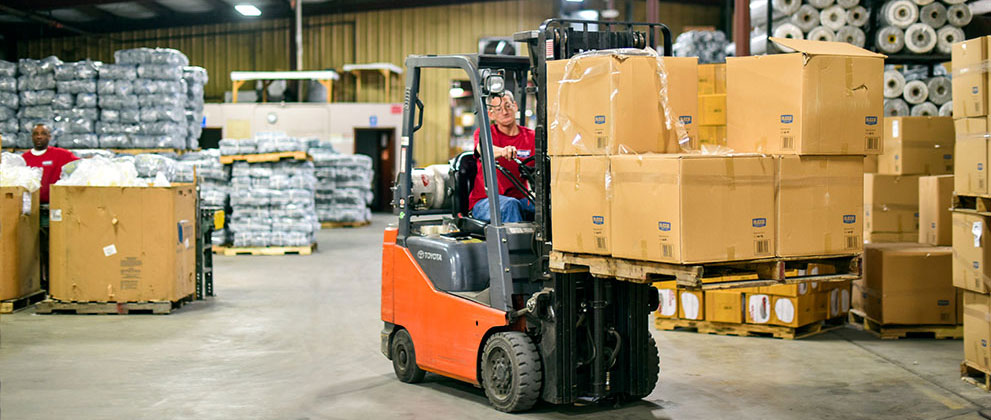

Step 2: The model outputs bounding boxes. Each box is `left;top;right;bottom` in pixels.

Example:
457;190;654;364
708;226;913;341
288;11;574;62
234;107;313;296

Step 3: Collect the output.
21;147;78;203
467;124;535;212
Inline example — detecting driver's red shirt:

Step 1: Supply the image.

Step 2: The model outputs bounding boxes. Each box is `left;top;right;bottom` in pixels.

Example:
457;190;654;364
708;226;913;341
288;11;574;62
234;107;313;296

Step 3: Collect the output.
467;124;535;212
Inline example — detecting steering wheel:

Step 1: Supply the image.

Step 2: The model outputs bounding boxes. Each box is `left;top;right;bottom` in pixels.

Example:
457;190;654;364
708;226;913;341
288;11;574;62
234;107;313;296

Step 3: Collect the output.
494;157;535;203
514;156;536;184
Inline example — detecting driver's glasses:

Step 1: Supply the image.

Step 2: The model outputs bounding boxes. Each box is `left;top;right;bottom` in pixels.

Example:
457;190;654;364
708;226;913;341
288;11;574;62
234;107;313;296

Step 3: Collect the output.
487;103;514;114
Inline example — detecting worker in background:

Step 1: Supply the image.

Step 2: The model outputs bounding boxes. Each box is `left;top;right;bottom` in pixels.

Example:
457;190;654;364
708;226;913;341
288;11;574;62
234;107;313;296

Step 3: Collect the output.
467;91;535;223
21;123;78;290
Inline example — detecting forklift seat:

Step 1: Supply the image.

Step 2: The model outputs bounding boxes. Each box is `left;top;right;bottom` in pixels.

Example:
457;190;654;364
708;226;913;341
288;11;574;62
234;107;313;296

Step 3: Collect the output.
450;151;487;238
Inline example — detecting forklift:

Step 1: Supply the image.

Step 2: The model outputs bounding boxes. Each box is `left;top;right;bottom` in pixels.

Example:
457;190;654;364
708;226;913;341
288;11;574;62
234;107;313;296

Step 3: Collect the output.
380;19;670;412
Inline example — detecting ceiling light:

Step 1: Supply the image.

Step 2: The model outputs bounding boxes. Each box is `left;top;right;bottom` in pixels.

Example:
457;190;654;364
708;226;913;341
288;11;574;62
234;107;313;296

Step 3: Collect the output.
565;0;583;2
235;4;262;16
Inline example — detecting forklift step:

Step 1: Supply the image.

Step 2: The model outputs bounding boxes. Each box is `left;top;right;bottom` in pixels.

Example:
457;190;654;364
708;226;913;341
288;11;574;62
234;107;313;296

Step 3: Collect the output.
549;251;861;290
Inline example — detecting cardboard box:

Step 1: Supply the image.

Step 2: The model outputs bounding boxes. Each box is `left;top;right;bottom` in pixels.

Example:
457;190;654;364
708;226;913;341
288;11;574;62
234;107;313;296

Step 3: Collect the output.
865;155;878;173
705;290;744;323
655;281;679;319
955;132;988;196
770;294;820;327
699;125;727;147
822;280;852;319
663;57;699;151
678;289;704;320
611;154;775;264
918;175;953;246
952;36;989;118
956;116;990;135
727;37;884;155
547;54;671;155
698;63;726;94
0;187;40;301
550;156;610;255
952;212;991;294
49;185;196;302
776;156;864;257
865;231;917;243
879;116;954;175
746;293;773;324
759;283;813;297
864;174;919;234
860;243;956;325
964;290;991;371
698;94;726;126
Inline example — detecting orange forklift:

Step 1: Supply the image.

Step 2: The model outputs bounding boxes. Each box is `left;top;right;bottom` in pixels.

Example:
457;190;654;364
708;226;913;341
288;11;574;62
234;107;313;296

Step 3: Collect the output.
380;19;668;412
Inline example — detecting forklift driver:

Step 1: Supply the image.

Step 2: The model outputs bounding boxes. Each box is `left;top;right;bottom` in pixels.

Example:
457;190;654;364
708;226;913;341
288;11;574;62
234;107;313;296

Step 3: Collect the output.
467;91;535;223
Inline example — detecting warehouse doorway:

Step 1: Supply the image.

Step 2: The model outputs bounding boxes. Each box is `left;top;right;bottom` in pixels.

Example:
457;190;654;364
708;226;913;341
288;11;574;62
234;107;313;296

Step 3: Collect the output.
354;128;395;212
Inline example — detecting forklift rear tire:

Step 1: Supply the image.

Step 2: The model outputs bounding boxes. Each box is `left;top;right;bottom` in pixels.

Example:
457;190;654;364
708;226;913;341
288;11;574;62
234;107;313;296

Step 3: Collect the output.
392;329;426;383
481;331;543;412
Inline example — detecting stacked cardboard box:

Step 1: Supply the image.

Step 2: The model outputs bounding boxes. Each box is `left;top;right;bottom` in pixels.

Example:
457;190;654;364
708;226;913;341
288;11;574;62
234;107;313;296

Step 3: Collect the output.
0;187;40;301
953;36;991;372
697;63;726;147
865;116;954;243
852;243;960;326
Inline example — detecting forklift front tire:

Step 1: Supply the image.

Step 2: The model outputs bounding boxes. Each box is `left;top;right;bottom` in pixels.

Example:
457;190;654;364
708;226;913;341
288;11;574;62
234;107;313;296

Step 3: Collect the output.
391;329;426;383
481;331;543;412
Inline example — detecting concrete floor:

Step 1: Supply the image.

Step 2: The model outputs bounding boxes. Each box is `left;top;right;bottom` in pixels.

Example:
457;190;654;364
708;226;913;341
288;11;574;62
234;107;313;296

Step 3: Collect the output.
2;214;991;419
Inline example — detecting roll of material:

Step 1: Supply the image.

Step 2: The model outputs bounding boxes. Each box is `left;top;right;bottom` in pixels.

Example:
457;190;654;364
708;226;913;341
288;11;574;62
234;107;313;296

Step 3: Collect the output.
877;26;906;54
939;101;952;117
920;3;947;28
774;0;802;15
884;70;906;98
936;26;965;55
807;26;836;42
791;5;821;32
885;98;910;116
926;76;951;105
750;0;788;26
883;0;919;29
837;0;859;8
820;5;848;31
773;22;805;40
808;0;835;9
911;0;934;6
947;4;972;27
903;79;929;104
847;6;869;27
910;102;938;116
905;23;937;54
836;26;866;48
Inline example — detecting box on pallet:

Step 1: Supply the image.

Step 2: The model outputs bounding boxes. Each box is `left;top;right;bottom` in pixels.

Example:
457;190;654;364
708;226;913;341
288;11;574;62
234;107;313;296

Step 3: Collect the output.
550;156;611;255
698;63;726;95
855;243;956;325
865;155;878;173
918;175;953;246
776;156;863;257
727;37;884;155
951;36;989;118
0;187;40;301
704;290;743;323
955;121;988;196
769;294;819;327
864;174;919;239
656;281;678;319
879;117;954;175
663;57;699;149
546;54;694;155
610;154;774;264
964;291;991;371
49;185;196;302
953;212;991;294
678;289;704;320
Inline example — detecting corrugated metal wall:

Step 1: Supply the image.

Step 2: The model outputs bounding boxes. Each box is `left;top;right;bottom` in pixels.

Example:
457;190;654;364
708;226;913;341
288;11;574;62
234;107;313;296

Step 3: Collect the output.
18;0;722;164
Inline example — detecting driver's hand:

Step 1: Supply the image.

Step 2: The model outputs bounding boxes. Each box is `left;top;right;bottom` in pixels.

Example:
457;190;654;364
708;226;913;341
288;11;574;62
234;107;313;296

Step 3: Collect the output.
501;145;518;160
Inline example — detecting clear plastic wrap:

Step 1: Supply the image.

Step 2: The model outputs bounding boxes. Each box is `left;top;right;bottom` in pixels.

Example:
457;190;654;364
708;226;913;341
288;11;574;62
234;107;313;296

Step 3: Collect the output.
19;90;55;106
136;64;183;80
134;153;177;179
139;107;185;123
56;79;97;94
0;77;16;92
55;156;144;187
219;139;239;155
98;134;129;149
97;64;137;80
96;121;141;135
17;106;54;120
54;117;95;134
76;93;98;108
115;48;189;67
0;61;15;78
137;93;184;108
0;120;17;133
19;119;52;134
98;94;139;109
0;91;17;109
130;135;184;149
53;93;74;109
211;229;228;246
182;66;209;85
54;60;98;81
17;74;56;90
56;107;99;121
18;57;62;76
139;121;184;137
0;152;43;192
58;133;99;149
0;107;13;121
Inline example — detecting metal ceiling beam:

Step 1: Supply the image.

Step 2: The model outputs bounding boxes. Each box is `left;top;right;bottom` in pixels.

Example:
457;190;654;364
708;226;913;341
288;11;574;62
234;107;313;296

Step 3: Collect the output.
0;3;93;35
139;1;176;16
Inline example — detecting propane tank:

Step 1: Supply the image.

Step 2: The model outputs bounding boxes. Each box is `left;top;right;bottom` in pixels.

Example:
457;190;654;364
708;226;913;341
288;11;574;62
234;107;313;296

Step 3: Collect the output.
409;164;451;210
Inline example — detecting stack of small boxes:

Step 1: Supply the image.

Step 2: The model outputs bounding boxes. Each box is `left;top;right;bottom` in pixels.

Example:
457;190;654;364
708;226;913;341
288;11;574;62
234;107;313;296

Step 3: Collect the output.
697;63;726;147
952;36;991;372
854;114;959;329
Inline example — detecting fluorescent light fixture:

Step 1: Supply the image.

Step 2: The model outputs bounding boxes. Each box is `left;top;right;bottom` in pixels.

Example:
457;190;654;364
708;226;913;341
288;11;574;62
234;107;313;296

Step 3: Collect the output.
235;4;261;16
565;0;583;2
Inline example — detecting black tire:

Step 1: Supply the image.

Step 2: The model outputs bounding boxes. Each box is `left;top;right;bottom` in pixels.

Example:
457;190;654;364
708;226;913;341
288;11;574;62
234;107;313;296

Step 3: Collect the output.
391;329;426;383
631;335;660;400
481;331;543;412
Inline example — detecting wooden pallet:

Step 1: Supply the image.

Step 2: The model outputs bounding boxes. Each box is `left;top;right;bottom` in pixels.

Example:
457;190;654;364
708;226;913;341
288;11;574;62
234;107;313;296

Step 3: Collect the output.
655;316;846;340
550;251;861;289
962;360;991;392
35;295;193;315
0;290;47;314
219;151;308;164
848;309;962;340
321;221;371;229
952;193;991;216
213;243;317;256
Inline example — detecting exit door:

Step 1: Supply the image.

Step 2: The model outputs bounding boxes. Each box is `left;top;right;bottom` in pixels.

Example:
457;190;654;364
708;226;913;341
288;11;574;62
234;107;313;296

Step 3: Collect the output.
354;128;395;211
